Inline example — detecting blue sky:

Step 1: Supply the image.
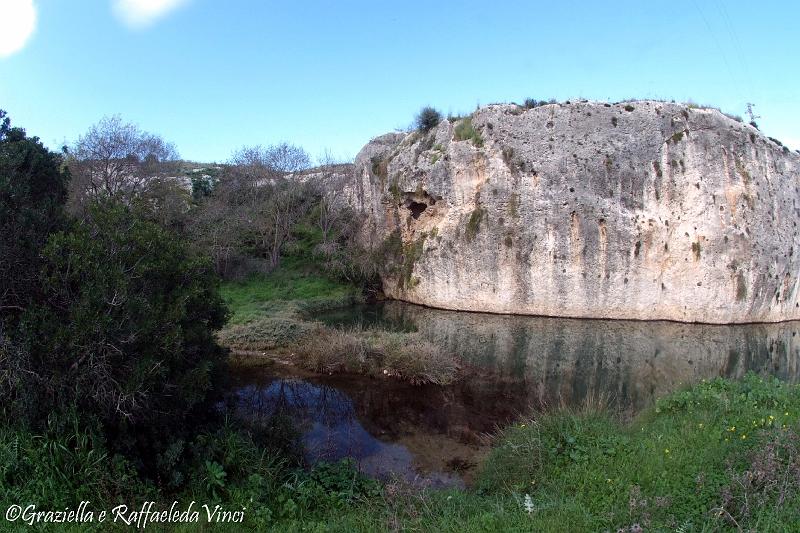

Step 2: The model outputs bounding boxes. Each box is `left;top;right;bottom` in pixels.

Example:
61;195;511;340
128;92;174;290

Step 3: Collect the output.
1;0;798;162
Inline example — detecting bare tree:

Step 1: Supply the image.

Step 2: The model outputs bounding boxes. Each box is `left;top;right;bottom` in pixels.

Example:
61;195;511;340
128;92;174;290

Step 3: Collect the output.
189;192;241;276
188;143;314;277
66;115;179;213
137;176;191;229
228;142;310;181
265;181;317;268
227;143;313;269
313;152;351;248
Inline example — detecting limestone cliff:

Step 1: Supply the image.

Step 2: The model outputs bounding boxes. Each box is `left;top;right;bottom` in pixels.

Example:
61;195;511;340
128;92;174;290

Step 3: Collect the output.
348;100;800;324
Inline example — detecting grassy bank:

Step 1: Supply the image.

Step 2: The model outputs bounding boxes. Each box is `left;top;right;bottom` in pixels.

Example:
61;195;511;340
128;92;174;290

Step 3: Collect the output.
292;324;460;385
5;375;797;531
220;258;359;327
217;257;359;353
217;260;461;385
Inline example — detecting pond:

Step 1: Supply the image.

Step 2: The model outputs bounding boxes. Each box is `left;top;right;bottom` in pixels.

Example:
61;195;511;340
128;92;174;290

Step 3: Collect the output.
229;301;800;487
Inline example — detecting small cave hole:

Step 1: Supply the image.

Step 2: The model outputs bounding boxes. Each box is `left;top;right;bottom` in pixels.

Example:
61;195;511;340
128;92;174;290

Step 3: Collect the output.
403;190;438;220
407;201;428;219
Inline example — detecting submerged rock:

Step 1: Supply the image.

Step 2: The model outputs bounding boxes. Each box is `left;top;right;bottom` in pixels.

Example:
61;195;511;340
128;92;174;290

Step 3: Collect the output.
347;100;800;323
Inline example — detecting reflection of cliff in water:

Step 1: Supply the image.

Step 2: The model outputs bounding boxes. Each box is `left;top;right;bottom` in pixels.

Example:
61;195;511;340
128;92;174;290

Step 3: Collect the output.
231;304;800;485
318;302;800;413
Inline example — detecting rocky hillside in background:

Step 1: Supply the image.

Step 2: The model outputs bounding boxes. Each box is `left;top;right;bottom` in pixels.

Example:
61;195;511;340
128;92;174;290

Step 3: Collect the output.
345;100;800;324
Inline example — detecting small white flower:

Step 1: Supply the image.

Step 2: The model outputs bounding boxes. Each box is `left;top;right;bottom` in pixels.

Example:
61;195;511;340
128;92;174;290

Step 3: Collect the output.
523;493;534;514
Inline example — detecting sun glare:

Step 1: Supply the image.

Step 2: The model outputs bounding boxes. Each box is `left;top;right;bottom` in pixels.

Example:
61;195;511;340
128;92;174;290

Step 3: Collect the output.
0;0;36;58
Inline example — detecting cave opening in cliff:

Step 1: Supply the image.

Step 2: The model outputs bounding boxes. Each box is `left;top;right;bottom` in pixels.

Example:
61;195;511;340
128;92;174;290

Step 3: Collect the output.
407;200;428;219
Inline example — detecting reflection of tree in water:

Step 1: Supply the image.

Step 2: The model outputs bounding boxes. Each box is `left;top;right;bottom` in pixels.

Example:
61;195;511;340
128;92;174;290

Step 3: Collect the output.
236;379;354;428
235;379;381;464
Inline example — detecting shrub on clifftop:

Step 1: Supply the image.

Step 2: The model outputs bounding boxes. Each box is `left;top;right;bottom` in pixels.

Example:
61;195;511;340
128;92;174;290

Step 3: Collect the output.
415;106;442;132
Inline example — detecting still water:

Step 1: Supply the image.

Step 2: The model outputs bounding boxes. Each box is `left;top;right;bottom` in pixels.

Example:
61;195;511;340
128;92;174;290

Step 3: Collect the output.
229;301;800;486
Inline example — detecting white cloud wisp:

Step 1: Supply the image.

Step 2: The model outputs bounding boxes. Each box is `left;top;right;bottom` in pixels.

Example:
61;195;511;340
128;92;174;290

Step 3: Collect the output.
113;0;190;29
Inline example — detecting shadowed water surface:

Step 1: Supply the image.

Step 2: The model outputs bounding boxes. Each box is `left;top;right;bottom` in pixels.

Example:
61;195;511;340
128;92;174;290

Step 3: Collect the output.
231;301;800;486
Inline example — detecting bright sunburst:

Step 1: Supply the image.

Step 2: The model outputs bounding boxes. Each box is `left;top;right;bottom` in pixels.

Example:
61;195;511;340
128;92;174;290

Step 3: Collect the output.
0;0;36;58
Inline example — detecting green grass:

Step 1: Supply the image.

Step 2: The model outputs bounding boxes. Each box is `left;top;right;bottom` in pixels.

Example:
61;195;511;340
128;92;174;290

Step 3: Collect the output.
220;259;357;326
470;374;800;531
465;207;486;241
454;117;484;147
217;249;360;353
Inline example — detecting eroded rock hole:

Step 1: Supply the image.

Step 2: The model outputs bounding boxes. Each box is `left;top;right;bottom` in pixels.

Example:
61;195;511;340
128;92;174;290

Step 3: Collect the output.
403;191;438;220
407;201;428;219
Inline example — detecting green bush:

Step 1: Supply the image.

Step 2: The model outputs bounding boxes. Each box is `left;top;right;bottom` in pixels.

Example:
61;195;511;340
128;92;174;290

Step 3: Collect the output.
415;106;442;133
523;98;554;109
0;110;68;327
16;204;228;478
465;207;486;240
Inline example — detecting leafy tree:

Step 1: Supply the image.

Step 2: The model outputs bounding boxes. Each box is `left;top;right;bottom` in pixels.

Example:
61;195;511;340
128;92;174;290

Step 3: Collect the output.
415;106;442;132
191;173;217;202
0;110;69;322
18;204;228;473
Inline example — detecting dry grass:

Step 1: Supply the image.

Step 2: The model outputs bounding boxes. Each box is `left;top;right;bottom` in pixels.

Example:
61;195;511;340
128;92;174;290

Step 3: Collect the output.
218;315;316;352
291;324;461;385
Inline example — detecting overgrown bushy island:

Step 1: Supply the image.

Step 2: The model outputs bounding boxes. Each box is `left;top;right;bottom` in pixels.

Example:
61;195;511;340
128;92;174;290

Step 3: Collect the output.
2;104;800;532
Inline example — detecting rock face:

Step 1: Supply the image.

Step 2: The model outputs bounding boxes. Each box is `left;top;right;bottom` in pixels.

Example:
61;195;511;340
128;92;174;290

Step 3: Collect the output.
348;100;800;324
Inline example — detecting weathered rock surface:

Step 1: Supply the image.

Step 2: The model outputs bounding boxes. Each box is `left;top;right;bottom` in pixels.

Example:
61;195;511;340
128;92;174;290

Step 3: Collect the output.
348;100;800;324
